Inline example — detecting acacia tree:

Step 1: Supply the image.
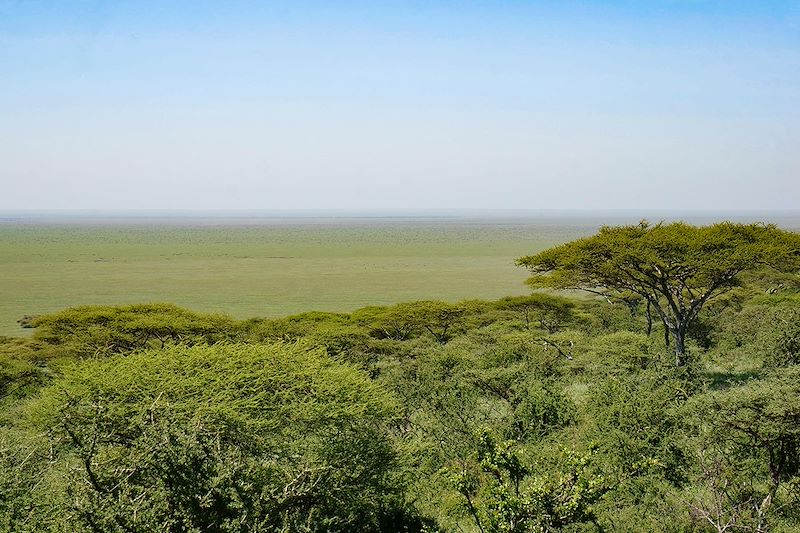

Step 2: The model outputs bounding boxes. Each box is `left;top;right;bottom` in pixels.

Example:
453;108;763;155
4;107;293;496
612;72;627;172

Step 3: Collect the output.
495;294;574;333
407;301;465;344
23;342;412;532
683;369;800;532
453;430;608;533
517;221;800;366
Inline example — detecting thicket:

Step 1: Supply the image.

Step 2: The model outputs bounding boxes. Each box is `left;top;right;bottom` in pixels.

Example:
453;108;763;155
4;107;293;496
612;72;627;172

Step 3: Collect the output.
1;222;799;532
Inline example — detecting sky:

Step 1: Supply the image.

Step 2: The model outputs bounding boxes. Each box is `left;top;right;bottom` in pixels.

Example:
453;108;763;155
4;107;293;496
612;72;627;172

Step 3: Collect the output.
1;1;798;211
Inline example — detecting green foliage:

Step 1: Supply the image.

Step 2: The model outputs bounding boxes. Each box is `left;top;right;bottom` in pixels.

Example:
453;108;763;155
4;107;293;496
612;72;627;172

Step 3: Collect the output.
454;430;608;533
0;433;63;532
459;299;505;330
754;305;800;369
32;304;240;358
243;311;376;365
30;341;395;437
352;300;468;344
495;294;574;333
353;304;426;341
1;222;798;530
518;221;800;364
0;337;63;407
586;369;692;485
708;296;800;369
406;301;466;344
739;268;800;296
519;222;800;296
374;327;580;530
16;342;417;532
388;347;487;461
505;380;576;443
243;311;352;341
765;309;800;368
681;369;800;532
573;299;646;336
582;331;659;373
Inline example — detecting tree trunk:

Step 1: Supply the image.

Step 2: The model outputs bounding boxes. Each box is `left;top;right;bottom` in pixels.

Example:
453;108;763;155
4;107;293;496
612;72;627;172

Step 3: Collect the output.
650;301;689;367
673;325;687;367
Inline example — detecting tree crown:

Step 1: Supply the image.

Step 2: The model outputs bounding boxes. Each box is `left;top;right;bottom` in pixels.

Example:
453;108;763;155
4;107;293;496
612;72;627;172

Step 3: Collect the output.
517;221;800;305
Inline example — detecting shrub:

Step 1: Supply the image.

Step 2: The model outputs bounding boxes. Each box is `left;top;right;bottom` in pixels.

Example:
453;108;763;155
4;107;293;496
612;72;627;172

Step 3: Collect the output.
31;304;241;358
21;342;417;532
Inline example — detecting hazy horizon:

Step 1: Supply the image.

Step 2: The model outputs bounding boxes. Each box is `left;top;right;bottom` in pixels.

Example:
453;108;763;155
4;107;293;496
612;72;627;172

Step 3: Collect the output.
3;208;800;232
2;1;798;211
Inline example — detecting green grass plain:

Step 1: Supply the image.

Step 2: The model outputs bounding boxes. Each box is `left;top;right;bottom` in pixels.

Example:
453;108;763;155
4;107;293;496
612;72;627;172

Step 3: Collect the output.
5;212;797;339
0;217;599;337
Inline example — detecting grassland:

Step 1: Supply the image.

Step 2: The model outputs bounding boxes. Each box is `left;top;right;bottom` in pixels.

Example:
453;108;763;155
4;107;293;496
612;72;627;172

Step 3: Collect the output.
0;216;600;337
5;212;797;339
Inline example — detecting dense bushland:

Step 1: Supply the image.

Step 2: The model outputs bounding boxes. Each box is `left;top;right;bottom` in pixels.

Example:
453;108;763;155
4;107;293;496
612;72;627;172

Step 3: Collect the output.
1;222;799;532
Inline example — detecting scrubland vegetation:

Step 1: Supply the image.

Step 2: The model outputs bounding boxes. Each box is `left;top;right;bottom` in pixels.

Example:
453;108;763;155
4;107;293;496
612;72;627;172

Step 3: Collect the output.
1;221;799;532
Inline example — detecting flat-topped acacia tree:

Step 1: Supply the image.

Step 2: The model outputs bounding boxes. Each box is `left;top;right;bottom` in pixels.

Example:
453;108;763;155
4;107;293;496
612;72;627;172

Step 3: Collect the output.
517;221;800;366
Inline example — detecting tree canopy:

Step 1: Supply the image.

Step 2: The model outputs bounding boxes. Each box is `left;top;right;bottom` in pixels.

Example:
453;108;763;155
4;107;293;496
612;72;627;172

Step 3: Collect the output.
682;368;800;531
2;222;800;531
517;221;800;365
495;294;574;333
31;303;239;357
20;342;415;532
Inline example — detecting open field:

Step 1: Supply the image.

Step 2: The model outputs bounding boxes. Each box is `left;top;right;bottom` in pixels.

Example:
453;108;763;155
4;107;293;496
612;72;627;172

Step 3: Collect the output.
2;212;798;338
0;215;596;337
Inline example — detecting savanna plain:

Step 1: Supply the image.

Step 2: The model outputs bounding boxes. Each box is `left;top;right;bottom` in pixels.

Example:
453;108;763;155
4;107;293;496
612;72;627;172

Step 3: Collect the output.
2;212;800;533
0;215;594;337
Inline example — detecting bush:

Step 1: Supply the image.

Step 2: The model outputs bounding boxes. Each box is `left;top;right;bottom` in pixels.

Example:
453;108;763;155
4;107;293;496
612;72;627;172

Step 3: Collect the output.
31;304;241;358
681;369;800;532
20;342;417;532
582;331;658;373
0;338;52;404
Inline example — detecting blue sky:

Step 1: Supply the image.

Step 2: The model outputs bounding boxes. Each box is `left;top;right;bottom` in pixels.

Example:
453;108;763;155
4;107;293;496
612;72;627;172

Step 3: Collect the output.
1;1;798;210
